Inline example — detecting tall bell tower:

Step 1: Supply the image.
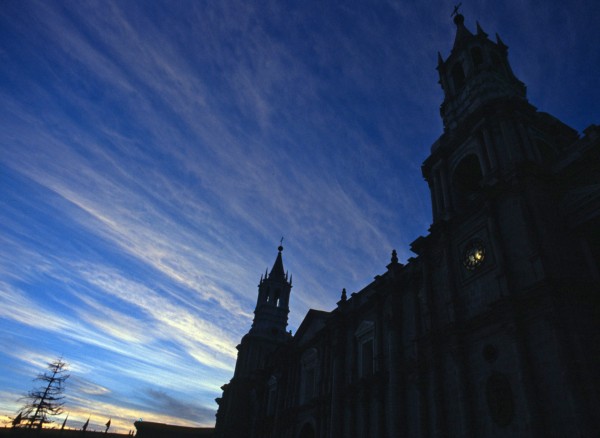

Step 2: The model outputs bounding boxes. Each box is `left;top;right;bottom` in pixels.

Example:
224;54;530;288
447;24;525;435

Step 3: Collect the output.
414;11;600;437
423;10;579;224
249;243;292;341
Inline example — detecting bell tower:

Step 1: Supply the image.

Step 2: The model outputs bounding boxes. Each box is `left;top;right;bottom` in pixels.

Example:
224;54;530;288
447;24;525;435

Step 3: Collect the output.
249;243;292;340
215;245;293;438
423;11;578;223
232;243;292;379
411;11;600;436
437;12;527;132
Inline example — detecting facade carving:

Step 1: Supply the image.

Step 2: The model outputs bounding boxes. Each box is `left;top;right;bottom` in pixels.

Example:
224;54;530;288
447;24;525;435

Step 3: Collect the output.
215;13;600;438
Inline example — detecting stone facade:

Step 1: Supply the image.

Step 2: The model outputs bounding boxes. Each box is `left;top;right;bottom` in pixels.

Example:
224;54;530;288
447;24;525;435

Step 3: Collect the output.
215;14;600;438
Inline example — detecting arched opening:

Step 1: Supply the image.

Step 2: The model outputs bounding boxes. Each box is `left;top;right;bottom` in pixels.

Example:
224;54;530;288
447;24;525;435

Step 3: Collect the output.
453;154;483;193
300;348;318;403
267;376;277;416
299;422;316;438
274;289;281;307
471;47;483;67
453;154;483;209
451;62;466;91
491;52;505;74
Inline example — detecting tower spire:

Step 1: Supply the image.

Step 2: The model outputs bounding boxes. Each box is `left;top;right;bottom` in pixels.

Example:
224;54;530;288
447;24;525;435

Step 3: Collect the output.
476;21;488;37
269;241;285;281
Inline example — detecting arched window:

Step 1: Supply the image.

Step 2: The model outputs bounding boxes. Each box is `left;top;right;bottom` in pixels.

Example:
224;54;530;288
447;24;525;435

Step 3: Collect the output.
300;348;318;403
452;62;466;91
452;154;484;209
355;321;375;378
471;47;483;67
274;289;281;307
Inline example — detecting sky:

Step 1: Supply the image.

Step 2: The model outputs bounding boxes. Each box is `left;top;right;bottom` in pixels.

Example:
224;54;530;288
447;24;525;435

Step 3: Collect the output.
1;0;599;433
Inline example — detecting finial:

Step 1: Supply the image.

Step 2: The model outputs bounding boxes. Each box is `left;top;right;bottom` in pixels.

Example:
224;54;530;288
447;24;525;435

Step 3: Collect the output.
452;3;464;27
341;288;347;302
495;33;507;49
278;236;284;252
437;51;444;66
476;21;487;37
289;273;293;286
391;249;399;264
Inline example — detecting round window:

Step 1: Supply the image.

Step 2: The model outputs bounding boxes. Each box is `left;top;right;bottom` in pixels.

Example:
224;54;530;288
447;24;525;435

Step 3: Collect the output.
463;239;486;270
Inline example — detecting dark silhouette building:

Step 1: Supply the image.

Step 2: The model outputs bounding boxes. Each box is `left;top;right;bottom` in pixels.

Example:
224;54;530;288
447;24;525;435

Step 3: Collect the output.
215;13;600;438
134;421;214;437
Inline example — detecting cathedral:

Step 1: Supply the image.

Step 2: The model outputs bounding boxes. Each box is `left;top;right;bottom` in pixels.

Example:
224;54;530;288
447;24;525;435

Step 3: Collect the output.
214;12;600;438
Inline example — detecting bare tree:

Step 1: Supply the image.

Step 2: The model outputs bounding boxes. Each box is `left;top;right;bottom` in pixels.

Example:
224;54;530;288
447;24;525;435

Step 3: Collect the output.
17;358;70;429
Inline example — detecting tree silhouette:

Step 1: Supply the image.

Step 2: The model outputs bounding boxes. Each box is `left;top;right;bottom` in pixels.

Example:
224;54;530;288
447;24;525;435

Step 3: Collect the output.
17;358;69;429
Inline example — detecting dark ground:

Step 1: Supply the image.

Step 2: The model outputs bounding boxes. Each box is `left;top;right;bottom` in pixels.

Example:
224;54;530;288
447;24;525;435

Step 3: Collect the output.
0;428;128;437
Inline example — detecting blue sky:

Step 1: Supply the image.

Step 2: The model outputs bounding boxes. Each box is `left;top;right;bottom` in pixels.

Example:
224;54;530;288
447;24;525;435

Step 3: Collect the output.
1;0;599;433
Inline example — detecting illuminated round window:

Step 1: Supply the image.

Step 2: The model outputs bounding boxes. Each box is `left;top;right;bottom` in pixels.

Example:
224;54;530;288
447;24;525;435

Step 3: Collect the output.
463;239;486;270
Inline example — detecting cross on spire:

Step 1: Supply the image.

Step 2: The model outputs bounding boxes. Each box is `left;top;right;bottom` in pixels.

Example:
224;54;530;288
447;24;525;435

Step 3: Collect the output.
451;3;462;17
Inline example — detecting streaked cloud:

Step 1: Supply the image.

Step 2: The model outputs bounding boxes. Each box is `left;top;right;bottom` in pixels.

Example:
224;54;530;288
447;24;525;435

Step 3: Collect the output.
1;0;598;433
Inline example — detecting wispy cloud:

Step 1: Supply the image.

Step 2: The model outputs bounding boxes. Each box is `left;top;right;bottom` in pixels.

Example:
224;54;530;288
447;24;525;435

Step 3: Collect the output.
1;0;599;433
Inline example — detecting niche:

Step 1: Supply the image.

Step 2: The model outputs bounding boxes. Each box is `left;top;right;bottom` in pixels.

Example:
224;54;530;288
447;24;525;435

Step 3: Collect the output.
471;47;483;67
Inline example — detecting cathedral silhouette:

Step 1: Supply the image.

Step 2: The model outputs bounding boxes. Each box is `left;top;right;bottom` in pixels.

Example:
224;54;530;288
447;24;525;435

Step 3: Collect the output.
215;12;600;438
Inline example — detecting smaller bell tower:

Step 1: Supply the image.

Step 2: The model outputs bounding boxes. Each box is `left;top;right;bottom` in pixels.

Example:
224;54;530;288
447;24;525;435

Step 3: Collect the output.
249;243;292;340
234;243;292;379
215;244;293;438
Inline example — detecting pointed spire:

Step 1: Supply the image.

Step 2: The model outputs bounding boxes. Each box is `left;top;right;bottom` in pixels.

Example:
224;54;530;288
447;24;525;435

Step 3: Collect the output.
268;243;286;282
496;33;507;49
248;244;292;341
476;21;487;37
290;273;293;286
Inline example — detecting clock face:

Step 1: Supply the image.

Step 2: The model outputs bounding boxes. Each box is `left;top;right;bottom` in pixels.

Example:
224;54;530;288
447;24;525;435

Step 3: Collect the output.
463;239;486;270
